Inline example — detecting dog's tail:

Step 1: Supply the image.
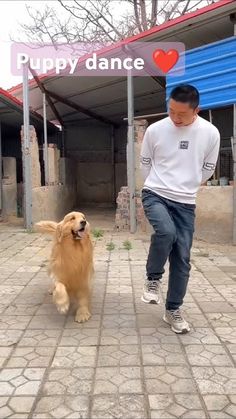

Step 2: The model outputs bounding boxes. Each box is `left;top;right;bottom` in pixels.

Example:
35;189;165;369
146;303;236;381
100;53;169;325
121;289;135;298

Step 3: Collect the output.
34;221;58;234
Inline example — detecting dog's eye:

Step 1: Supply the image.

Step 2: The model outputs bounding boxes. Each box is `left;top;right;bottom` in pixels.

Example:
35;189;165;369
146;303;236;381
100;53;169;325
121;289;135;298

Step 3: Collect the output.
70;216;75;221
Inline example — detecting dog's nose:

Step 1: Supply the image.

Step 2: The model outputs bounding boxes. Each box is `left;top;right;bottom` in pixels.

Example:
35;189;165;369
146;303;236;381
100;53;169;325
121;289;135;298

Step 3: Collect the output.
80;220;86;227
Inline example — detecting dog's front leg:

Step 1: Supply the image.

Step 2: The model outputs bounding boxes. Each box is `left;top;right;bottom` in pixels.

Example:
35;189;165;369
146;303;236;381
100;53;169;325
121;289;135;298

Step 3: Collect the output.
75;289;91;323
48;276;56;295
53;282;70;314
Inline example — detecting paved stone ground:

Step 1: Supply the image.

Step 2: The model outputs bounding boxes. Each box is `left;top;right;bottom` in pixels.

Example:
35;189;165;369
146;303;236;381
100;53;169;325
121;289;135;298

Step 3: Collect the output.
0;226;236;418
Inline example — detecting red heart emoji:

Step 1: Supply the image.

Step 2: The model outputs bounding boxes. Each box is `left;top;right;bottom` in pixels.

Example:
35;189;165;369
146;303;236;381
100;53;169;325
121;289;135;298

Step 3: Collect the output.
152;49;179;73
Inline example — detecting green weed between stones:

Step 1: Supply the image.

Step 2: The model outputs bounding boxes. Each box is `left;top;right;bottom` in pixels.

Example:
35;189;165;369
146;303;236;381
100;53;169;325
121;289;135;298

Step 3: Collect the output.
106;242;115;251
122;240;132;250
92;228;104;238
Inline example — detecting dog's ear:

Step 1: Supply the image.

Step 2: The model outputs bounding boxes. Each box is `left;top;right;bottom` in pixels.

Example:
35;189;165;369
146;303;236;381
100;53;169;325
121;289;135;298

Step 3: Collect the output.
56;223;63;243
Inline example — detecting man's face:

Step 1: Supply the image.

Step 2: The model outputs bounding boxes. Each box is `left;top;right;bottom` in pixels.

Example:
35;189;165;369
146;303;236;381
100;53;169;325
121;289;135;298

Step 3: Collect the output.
168;98;199;127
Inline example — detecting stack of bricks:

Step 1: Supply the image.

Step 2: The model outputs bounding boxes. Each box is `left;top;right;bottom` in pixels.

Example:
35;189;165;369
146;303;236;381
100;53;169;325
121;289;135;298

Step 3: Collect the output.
136;192;147;232
134;119;148;192
115;119;149;232
115;187;148;232
115;186;130;230
134;119;149;144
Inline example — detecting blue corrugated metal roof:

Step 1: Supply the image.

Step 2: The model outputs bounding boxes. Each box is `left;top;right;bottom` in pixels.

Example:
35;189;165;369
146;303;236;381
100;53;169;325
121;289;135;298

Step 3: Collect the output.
166;36;236;110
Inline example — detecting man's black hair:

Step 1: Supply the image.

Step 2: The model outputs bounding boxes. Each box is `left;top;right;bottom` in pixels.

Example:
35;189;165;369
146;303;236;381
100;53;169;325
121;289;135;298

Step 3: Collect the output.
170;84;199;109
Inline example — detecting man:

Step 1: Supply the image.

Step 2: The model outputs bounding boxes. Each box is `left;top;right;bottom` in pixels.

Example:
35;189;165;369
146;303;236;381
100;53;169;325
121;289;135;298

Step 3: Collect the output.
140;84;220;334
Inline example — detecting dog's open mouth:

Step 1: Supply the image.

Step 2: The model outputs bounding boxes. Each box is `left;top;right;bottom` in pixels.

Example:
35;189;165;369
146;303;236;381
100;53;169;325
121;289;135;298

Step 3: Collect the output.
72;227;85;240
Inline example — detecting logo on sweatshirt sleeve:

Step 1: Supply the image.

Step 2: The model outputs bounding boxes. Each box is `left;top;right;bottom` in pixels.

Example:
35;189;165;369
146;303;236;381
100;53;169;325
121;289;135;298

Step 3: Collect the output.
179;140;189;149
140;156;151;166
203;162;216;171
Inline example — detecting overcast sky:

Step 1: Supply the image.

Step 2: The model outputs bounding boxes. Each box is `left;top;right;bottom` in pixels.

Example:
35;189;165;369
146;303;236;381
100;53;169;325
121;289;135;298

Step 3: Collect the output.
0;0;67;89
1;0;129;89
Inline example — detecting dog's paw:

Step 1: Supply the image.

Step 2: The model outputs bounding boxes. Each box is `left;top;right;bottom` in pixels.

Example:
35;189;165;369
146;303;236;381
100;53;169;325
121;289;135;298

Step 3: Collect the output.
57;302;70;314
75;310;91;323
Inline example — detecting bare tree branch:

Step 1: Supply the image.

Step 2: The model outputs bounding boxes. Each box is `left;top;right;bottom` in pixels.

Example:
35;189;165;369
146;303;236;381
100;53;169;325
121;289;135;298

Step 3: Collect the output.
151;0;158;26
133;0;143;32
164;0;182;21
16;0;221;46
182;0;192;15
140;0;148;31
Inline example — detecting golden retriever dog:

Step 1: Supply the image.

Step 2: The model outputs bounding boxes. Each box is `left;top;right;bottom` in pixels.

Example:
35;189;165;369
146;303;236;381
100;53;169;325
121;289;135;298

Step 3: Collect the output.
35;211;94;323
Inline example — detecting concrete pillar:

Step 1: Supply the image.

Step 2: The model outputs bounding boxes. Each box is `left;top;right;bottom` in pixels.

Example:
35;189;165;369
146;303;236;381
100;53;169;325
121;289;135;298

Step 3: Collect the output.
20;125;41;189
2;157;16;185
30;126;41;188
134;119;148;193
59;157;67;185
48;144;60;185
2;157;17;216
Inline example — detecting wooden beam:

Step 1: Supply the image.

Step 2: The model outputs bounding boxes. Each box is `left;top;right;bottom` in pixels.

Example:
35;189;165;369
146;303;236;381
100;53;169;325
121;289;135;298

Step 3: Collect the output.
28;68;64;127
46;89;119;127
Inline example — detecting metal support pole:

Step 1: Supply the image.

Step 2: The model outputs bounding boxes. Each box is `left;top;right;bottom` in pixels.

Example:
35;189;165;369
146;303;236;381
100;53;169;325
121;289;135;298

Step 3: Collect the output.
123;111;168;121
208;109;212;125
0;122;2;213
110;125;116;206
127;70;136;233
61;127;65;158
232;20;236;244
22;63;33;230
43;93;49;185
209;110;220;180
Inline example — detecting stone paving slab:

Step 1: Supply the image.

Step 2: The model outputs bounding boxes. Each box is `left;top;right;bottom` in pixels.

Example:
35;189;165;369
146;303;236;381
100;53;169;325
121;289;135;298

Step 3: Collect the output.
0;227;236;418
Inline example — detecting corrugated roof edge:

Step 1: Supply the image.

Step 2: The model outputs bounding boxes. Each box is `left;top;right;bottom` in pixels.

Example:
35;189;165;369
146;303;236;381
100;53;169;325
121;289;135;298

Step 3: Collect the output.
0;87;58;129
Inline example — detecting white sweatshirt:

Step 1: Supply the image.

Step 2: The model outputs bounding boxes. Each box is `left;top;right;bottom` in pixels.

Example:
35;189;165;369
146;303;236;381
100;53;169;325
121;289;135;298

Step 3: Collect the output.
140;116;220;204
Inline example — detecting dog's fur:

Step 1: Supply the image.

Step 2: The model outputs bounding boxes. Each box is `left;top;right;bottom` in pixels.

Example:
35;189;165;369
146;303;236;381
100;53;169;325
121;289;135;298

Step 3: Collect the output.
35;211;94;323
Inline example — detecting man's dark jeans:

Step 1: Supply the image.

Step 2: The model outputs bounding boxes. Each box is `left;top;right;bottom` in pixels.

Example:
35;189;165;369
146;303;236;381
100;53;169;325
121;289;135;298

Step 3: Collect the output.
141;189;196;311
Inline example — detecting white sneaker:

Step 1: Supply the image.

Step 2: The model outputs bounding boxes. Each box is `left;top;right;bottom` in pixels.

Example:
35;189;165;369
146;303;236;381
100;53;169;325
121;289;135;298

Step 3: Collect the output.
163;309;190;334
141;279;161;304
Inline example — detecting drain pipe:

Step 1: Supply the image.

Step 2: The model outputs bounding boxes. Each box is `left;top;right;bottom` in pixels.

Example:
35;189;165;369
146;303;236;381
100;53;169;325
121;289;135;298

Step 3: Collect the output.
127;70;136;233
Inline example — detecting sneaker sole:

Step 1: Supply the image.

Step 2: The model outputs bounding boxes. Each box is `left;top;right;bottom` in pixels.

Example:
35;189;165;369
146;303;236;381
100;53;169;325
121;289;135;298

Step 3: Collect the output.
163;315;190;334
141;295;160;304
